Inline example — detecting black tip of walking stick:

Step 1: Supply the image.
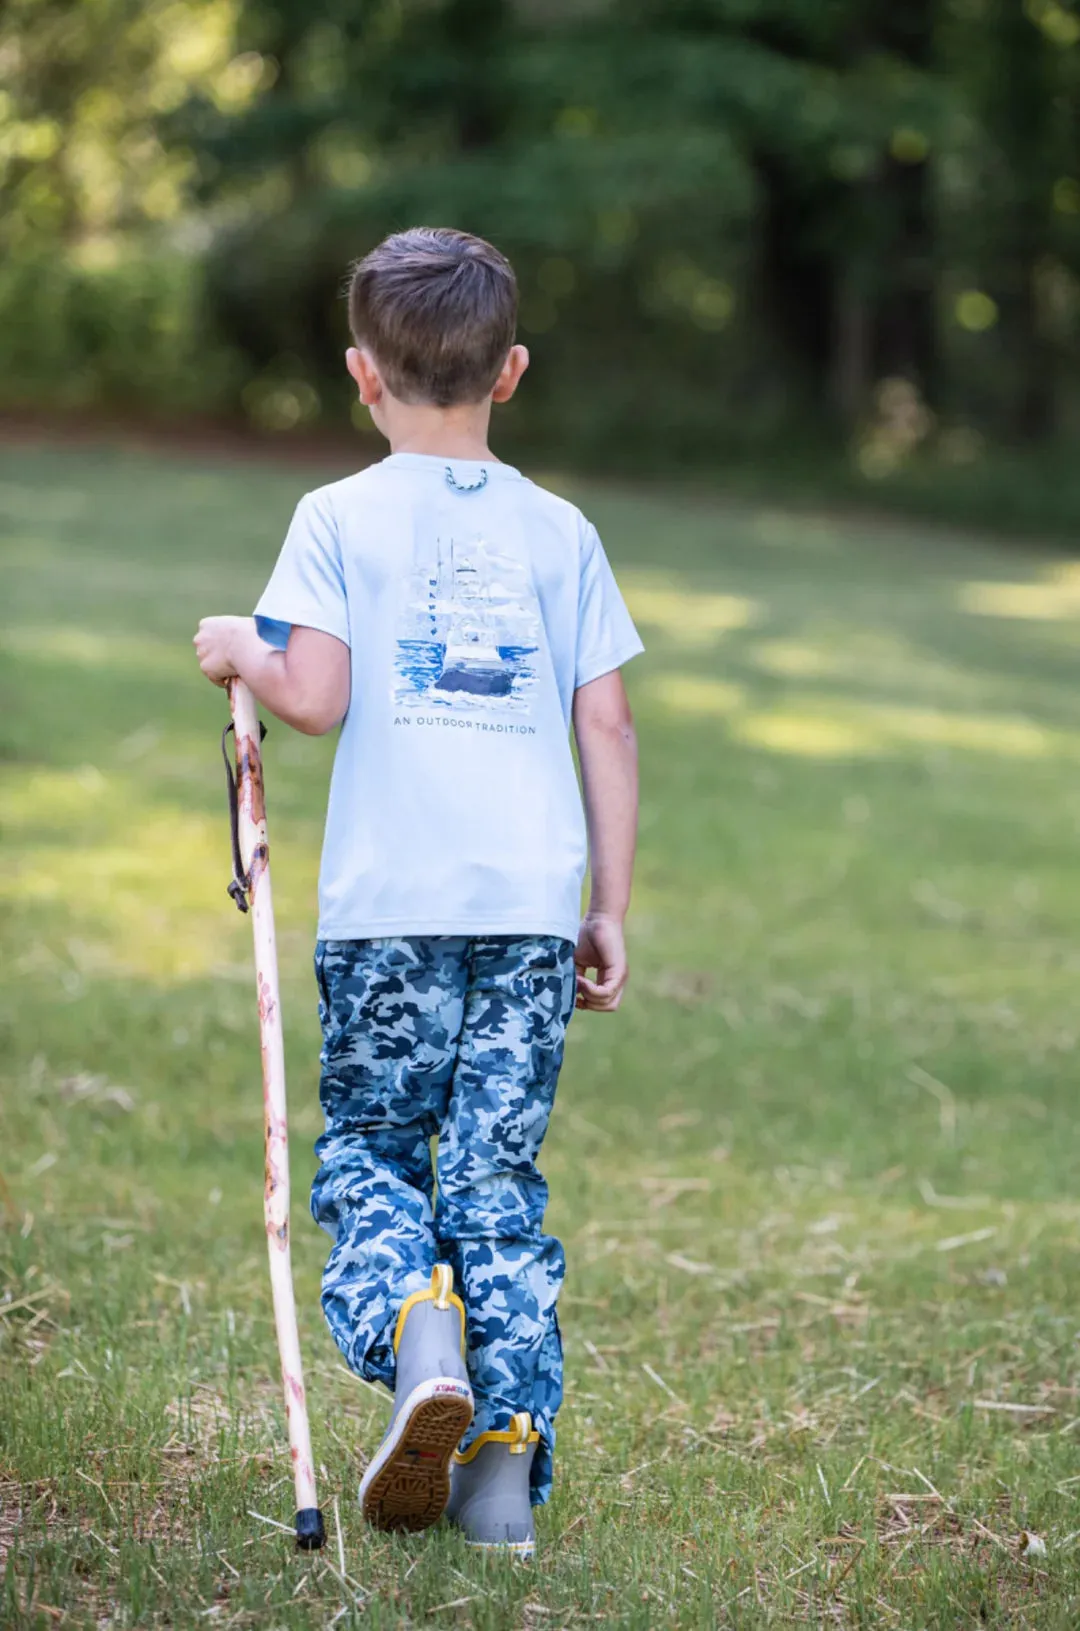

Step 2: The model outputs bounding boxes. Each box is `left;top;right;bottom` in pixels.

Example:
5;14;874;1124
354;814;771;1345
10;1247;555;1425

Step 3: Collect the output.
295;1507;326;1550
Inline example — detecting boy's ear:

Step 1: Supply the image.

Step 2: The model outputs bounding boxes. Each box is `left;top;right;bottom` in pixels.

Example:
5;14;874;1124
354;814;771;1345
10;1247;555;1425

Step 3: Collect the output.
346;346;383;405
491;344;529;404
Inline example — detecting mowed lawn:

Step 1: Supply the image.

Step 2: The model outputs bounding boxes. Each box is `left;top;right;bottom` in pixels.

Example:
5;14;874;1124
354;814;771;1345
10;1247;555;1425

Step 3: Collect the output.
4;442;1080;1629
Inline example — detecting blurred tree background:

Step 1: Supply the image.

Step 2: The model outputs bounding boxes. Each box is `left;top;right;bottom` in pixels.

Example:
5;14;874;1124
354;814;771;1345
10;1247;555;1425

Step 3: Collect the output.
3;0;1080;507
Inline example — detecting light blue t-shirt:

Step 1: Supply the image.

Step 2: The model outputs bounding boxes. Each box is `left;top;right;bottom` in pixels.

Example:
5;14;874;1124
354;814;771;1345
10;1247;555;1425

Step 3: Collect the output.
254;452;643;943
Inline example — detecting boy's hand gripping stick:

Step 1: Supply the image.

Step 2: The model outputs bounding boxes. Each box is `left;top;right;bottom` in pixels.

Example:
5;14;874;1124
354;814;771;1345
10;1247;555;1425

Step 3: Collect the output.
223;679;325;1551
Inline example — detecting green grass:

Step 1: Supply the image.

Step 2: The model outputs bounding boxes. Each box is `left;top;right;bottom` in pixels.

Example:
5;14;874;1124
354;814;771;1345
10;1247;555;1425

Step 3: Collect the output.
4;443;1080;1628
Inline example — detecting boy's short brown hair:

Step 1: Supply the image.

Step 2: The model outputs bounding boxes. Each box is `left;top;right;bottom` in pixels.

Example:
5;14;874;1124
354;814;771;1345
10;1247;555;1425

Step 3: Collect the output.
347;227;518;407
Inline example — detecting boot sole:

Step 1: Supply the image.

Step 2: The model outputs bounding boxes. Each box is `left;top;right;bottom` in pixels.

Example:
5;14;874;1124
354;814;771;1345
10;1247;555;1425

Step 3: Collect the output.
360;1380;474;1533
464;1538;535;1562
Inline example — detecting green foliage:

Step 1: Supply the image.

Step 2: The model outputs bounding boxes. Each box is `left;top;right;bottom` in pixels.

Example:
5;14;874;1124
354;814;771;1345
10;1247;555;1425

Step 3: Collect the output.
0;248;240;413
0;0;255;250
3;0;1080;480
7;446;1080;1621
185;0;954;447
0;0;250;416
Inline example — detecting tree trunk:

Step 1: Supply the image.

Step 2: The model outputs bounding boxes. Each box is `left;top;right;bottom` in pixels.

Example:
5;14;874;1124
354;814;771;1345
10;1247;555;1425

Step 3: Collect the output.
755;0;939;434
873;154;936;399
755;154;836;424
982;0;1058;441
831;262;872;423
869;0;937;405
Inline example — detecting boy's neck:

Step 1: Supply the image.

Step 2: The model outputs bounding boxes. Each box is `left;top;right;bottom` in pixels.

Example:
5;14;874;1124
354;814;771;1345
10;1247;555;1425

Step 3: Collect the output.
383;398;497;462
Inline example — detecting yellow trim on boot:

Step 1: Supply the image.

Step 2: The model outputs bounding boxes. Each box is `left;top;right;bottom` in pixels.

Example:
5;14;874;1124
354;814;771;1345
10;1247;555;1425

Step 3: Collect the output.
432;1262;452;1310
508;1411;533;1454
392;1264;467;1356
453;1412;539;1465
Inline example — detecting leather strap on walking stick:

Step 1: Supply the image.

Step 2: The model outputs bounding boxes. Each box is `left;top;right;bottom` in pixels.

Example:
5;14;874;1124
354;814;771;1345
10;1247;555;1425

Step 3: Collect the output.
221;718;267;913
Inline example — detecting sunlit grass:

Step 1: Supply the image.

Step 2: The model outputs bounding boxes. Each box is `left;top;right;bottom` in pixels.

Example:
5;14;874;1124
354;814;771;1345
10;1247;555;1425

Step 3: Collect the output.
3;444;1080;1626
643;673;746;717
1;624;195;678
621;573;761;645
644;674;1069;763
961;561;1080;622
732;708;881;758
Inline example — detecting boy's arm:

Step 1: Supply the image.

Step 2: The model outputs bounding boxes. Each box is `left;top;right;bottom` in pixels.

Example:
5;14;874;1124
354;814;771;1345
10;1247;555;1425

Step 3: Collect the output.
572;668;638;1012
194;615;350;736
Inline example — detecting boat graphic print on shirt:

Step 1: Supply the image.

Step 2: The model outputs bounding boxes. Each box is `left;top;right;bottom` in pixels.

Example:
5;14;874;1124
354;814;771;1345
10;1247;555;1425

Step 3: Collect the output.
393;535;541;714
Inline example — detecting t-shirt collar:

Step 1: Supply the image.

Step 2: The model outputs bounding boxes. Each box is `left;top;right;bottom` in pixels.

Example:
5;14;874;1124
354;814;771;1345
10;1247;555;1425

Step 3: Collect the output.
381;451;523;484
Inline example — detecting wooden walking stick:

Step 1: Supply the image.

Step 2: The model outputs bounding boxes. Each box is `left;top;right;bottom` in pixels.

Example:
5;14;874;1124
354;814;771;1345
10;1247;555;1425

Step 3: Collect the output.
223;679;325;1551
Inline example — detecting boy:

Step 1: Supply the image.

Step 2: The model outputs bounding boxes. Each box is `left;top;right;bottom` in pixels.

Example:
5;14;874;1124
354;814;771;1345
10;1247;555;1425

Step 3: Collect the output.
194;227;641;1558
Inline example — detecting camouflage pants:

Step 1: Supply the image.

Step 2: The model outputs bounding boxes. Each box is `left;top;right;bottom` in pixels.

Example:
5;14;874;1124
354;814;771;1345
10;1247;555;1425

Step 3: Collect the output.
310;934;576;1506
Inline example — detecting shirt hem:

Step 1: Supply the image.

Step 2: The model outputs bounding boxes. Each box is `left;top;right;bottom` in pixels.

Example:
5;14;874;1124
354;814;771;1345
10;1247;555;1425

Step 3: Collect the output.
316;917;579;943
575;637;645;690
251;605;351;647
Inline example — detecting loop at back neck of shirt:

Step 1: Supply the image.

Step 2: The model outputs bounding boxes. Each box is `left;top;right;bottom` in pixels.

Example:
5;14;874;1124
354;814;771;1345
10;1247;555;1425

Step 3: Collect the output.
445;465;488;494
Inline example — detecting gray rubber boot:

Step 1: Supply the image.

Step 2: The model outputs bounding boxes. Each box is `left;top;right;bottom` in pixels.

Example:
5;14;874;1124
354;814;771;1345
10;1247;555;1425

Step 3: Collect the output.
446;1412;538;1559
359;1265;474;1532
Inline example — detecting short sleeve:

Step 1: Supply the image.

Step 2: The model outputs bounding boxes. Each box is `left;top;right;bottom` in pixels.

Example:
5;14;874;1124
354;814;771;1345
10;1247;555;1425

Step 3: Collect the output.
575;522;644;689
253;492;350;648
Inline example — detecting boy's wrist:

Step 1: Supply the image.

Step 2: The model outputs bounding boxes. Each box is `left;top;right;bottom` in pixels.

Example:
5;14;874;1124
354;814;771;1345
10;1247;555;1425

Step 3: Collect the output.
226;616;254;667
584;903;626;926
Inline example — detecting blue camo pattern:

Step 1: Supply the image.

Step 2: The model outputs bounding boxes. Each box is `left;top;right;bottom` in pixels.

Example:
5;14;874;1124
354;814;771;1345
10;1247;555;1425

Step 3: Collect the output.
310;934;576;1506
